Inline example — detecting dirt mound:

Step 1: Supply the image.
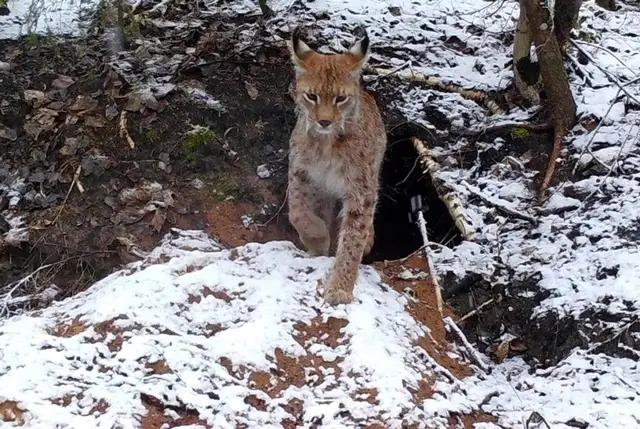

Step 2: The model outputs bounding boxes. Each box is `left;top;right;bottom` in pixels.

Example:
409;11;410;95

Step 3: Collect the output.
0;230;484;428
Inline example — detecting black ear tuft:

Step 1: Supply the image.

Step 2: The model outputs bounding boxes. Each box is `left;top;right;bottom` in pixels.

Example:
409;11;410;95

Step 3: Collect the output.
353;26;369;53
359;32;370;56
291;26;303;51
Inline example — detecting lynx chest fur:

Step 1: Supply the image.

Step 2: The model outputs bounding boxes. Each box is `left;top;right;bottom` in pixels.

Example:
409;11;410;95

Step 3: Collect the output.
287;28;387;305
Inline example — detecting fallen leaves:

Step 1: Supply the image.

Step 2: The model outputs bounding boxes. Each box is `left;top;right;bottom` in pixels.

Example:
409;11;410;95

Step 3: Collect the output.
490;335;528;363
51;74;75;90
114;181;174;231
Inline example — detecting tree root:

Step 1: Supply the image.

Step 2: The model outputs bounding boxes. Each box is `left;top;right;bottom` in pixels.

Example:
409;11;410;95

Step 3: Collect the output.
539;127;568;200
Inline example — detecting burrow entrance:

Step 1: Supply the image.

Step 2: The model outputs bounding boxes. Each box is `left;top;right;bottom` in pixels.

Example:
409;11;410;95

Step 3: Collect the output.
364;128;462;263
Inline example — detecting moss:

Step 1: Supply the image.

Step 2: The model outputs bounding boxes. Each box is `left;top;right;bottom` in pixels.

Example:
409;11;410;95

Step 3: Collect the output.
511;127;530;139
144;129;161;143
0;0;8;8
183;126;216;162
21;33;42;49
209;176;247;202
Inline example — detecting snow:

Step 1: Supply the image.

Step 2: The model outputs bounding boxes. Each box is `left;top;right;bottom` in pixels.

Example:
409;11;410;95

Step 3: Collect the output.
0;230;462;428
465;351;640;428
0;0;100;40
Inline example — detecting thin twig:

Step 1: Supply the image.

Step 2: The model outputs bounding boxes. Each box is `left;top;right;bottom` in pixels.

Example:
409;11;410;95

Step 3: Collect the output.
444;316;489;372
572;40;638;76
257;185;289;227
119;111;135;149
457;298;496;323
52;165;82;225
463;181;538;224
417;211;444;317
570;39;640;105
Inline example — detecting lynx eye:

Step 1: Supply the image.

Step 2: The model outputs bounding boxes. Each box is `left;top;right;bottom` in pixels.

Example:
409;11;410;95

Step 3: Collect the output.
335;95;348;104
304;93;318;103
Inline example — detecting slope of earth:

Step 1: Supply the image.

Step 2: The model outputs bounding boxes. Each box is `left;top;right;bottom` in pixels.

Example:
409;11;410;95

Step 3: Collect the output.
0;229;483;428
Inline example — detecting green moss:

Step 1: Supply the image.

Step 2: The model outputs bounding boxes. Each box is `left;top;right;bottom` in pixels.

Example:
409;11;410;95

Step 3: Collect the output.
144;129;161;143
22;33;41;49
0;0;8;8
209;176;246;201
511;127;530;139
183;126;216;162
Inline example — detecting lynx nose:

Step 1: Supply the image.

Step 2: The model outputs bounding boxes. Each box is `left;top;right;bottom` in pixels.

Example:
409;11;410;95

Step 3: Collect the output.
318;120;332;128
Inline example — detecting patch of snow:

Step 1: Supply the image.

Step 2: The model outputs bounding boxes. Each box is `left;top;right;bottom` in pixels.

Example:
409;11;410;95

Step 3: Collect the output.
0;0;100;40
464;351;640;428
0;230;462;427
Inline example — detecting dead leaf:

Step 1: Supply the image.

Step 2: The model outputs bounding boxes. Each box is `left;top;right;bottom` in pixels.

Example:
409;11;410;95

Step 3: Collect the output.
244;80;259;100
0;124;17;141
150;209;167;232
105;103;119;120
52;74;75;89
85;115;106;128
59;137;81;156
69;96;98;112
24;89;48;107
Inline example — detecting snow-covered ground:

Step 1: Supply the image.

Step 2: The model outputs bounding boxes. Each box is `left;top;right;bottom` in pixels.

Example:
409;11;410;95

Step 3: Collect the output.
0;230;470;428
0;0;99;40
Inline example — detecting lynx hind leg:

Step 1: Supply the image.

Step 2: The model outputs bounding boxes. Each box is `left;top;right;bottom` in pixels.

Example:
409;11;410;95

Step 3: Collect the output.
363;224;375;257
288;172;330;256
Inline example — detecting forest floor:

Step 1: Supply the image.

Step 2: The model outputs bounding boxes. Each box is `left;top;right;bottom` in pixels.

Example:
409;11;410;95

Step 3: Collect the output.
1;0;640;428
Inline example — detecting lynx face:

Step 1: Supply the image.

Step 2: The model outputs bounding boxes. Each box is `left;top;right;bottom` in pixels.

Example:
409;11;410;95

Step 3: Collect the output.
289;30;369;136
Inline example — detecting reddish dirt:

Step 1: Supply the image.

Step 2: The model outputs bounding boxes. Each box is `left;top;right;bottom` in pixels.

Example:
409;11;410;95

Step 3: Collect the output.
375;255;473;379
0;401;25;425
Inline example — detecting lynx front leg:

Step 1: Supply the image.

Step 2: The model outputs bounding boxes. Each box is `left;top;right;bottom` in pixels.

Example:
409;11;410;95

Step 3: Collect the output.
288;170;330;256
323;192;376;304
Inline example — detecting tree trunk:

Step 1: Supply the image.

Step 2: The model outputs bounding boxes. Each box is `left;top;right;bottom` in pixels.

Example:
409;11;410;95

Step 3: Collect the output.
554;0;583;49
513;2;540;104
521;0;577;197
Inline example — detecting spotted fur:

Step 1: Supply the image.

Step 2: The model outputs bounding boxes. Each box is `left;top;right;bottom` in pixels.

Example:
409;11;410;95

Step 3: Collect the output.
287;28;387;305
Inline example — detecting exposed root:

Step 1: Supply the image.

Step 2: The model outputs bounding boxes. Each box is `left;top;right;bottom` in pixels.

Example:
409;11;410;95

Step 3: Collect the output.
539;128;567;200
369;66;505;115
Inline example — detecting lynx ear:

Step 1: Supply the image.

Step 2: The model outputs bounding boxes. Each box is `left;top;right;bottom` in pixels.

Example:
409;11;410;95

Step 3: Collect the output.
348;31;370;72
290;28;313;74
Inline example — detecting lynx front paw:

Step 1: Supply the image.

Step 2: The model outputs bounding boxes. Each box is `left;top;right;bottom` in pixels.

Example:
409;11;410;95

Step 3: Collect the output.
323;282;353;305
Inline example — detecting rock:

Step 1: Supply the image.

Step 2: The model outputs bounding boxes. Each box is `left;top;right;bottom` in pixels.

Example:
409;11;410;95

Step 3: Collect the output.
256;164;271;179
0;61;11;72
191;178;205;190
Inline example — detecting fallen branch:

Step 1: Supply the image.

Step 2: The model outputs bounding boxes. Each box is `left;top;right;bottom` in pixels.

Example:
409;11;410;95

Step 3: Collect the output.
416;210;444;318
457;297;496;323
119;111;136;149
444;316;489;372
1;263;59;317
463;181;538;224
369;66;505;115
412;138;476;240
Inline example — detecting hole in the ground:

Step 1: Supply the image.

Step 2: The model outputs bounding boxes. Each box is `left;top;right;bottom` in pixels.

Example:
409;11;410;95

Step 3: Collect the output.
364;128;462;262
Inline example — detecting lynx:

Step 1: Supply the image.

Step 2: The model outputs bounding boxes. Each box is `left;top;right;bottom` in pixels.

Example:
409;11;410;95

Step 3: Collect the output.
287;28;387;305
